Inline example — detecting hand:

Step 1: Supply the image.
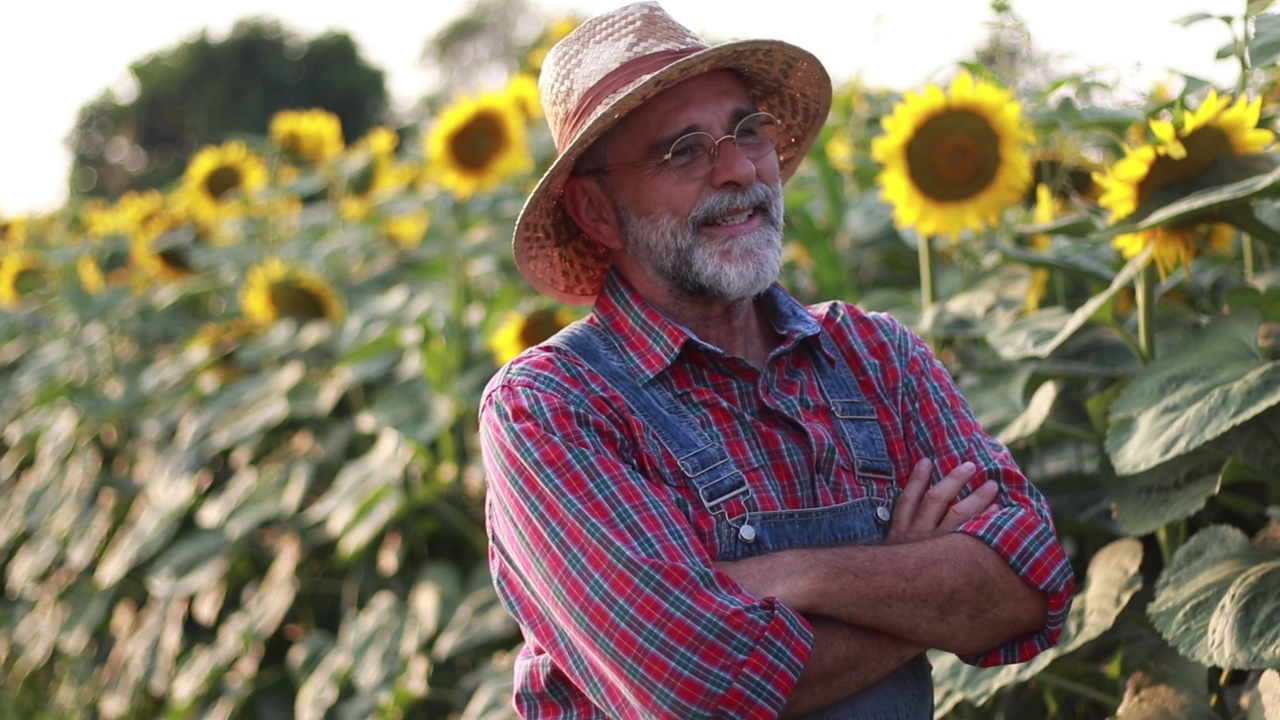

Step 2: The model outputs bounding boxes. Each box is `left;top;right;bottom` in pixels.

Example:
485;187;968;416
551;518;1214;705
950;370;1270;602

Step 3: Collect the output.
715;551;794;604
886;458;997;544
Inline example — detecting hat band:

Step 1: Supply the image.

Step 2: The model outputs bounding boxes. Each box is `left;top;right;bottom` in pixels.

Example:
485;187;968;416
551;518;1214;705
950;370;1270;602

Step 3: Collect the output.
556;47;702;151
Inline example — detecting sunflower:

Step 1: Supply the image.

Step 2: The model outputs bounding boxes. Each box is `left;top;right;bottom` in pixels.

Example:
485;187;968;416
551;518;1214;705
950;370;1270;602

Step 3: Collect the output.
426;91;532;200
269;108;345;163
505;73;543;120
383;209;430;248
1025;183;1061;312
1;216;28;247
871;71;1033;240
824;133;856;176
240;259;345;328
488;307;575;365
0;250;48;308
1092;90;1274;277
341;127;414;219
178;141;269;227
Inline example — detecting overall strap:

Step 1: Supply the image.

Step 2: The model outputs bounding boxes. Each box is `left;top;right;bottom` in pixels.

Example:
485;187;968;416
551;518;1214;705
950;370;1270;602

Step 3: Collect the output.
546;322;756;532
814;332;895;490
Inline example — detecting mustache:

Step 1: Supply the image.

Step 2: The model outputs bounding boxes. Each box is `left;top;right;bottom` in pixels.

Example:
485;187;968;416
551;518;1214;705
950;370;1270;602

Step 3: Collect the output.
687;182;783;230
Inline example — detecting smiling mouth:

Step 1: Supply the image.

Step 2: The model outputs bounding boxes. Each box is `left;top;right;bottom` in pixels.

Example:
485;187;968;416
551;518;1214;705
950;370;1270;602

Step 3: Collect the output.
705;208;754;227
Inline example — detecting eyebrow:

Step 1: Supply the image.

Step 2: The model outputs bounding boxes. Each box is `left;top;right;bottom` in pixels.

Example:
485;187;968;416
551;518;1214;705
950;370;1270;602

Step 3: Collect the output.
643;106;760;156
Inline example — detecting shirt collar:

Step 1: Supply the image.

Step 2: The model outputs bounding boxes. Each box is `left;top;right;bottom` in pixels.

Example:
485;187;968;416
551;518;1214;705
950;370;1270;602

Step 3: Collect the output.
590;270;832;383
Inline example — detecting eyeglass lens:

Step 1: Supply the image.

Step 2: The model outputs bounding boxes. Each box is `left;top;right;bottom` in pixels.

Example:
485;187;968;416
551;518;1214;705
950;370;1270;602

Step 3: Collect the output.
667;113;778;178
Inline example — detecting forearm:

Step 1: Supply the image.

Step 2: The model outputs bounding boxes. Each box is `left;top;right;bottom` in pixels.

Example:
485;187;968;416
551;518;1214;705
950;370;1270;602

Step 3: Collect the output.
840;533;1045;653
781;618;925;718
790;533;1047;654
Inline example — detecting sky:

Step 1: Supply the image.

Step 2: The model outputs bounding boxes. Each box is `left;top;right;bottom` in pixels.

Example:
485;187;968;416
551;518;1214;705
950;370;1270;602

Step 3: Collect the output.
0;0;1248;217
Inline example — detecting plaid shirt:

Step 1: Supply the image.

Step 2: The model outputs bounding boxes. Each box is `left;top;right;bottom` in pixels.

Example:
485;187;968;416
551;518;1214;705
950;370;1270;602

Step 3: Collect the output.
480;273;1075;718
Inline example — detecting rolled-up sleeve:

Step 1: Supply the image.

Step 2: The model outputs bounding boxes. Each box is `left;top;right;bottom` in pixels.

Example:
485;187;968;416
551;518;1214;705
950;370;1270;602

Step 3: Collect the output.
480;357;813;717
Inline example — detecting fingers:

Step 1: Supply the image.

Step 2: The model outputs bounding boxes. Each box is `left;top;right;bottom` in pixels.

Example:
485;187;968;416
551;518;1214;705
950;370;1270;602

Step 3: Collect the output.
889;458;932;529
888;459;998;543
942;480;998;531
915;461;977;530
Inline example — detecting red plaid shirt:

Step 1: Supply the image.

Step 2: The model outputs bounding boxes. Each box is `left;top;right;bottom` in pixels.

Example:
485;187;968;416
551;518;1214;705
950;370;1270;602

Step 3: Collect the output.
480;274;1074;718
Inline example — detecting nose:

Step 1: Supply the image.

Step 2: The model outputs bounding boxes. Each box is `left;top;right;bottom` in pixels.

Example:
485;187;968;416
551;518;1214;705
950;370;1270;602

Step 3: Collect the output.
707;134;757;188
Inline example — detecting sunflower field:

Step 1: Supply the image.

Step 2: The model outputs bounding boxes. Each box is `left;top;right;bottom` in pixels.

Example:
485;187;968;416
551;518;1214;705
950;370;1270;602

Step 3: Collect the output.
3;3;1280;719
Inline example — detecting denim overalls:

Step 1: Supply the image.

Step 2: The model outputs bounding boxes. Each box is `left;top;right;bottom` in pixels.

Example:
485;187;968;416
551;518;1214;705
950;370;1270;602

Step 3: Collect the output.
551;322;933;719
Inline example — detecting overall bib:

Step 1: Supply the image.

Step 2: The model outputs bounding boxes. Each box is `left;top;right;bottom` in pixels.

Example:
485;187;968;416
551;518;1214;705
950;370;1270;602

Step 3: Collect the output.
552;323;933;719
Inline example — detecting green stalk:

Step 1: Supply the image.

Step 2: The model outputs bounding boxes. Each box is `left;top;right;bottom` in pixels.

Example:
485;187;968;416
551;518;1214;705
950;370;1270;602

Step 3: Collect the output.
1135;262;1157;365
1136;261;1188;563
918;233;937;313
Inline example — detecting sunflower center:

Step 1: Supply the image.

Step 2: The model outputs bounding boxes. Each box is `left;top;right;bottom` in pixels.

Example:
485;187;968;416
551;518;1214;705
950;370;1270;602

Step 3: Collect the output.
1137;126;1234;205
450;112;508;171
520;308;565;348
906;110;1000;201
269;281;328;321
204;165;244;200
159;247;194;274
14;268;44;295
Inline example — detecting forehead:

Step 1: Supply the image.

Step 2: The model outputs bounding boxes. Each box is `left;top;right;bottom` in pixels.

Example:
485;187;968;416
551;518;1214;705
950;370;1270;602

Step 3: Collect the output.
615;69;753;137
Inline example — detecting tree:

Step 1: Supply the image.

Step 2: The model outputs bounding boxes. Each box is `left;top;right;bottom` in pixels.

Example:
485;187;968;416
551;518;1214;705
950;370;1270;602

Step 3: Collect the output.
67;18;391;199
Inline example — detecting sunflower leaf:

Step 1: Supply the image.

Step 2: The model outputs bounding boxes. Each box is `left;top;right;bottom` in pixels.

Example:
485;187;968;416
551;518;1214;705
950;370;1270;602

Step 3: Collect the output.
1250;12;1280;67
1011;210;1102;238
1148;525;1280;669
1109;456;1223;537
1174;12;1226;27
987;245;1150;360
1105;153;1280;236
1105;307;1280;475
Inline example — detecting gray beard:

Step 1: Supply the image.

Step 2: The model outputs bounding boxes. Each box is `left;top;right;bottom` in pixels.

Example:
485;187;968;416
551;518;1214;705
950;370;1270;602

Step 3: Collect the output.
615;180;785;302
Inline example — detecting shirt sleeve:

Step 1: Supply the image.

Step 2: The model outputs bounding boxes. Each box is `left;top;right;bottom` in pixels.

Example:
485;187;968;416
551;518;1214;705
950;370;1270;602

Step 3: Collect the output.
479;356;813;717
879;313;1076;667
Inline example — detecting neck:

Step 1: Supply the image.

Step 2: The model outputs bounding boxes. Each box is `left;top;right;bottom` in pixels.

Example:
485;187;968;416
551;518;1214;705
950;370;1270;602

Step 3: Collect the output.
643;283;781;370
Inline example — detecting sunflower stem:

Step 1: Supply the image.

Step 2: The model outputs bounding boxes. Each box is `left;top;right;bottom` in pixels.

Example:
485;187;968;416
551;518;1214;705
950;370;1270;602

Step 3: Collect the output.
918;232;937;317
1135;262;1157;364
1244;234;1255;281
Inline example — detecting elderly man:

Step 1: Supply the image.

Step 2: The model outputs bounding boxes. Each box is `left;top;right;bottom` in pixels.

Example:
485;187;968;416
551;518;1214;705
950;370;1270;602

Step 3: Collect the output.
478;3;1075;717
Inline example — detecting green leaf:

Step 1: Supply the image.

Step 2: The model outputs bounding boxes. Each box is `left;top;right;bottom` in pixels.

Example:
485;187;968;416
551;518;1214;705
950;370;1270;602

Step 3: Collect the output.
1011;211;1102;238
1109;459;1222;537
1174;12;1223;27
1251;12;1280;67
1106;308;1280;475
1148;525;1280;669
144;528;233;599
932;538;1143;713
1226;286;1280;322
987;246;1150;360
996;381;1058;445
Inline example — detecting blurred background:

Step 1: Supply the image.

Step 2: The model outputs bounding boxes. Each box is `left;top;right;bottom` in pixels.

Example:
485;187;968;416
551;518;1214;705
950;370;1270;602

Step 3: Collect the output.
4;1;1280;718
1;0;1243;216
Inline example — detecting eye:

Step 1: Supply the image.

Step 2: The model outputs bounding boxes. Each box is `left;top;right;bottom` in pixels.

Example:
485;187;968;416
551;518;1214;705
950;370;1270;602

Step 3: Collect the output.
667;134;713;168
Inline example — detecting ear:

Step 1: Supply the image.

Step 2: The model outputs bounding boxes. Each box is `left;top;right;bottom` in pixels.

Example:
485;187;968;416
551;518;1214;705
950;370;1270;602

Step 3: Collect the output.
563;175;625;251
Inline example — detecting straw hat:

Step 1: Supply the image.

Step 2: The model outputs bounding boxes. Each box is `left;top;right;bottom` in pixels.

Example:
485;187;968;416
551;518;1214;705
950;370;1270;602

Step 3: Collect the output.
513;1;833;305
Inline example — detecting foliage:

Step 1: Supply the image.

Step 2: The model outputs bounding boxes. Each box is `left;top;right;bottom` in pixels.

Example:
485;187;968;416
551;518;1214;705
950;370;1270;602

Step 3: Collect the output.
67;18;390;202
4;2;1280;718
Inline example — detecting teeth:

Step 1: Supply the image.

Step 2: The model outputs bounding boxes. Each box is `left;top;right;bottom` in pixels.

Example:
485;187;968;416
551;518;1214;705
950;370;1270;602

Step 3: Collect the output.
709;211;751;226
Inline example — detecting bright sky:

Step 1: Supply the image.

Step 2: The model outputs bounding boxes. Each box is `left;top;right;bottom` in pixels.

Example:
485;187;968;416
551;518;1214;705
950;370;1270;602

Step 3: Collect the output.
1;0;1245;217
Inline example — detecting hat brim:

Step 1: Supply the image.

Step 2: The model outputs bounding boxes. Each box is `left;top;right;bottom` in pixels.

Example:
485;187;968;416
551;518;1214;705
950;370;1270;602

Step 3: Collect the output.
513;39;833;305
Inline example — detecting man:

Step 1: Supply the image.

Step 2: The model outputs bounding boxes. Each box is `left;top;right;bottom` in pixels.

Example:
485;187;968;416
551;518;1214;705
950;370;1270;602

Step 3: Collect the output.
479;3;1075;717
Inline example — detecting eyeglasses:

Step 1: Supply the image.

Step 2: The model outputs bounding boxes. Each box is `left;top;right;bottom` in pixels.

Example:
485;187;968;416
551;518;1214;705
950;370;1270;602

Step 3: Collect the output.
582;111;780;179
